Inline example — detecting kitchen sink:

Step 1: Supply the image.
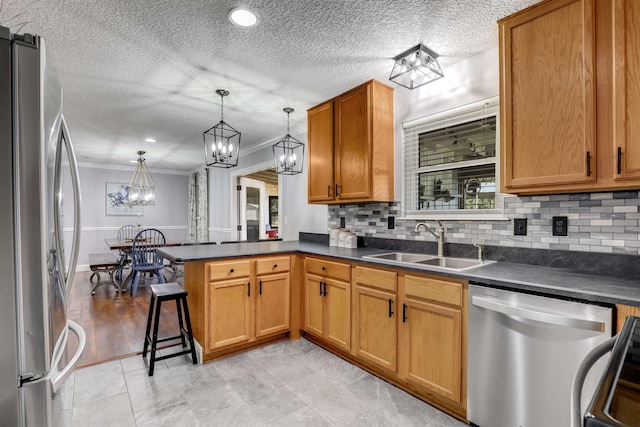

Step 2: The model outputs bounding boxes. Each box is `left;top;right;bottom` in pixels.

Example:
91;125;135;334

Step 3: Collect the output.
363;252;494;271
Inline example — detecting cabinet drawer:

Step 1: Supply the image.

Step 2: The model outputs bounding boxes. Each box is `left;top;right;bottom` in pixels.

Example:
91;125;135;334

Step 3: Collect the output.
404;275;462;307
208;260;251;282
354;266;397;293
256;256;290;275
306;257;351;282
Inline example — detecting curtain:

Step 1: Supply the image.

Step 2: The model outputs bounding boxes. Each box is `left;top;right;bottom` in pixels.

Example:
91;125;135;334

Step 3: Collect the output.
196;168;208;242
187;168;209;243
187;173;197;243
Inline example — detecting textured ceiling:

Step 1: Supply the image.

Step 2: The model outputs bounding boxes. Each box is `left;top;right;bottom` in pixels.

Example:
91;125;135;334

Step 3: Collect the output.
1;0;539;172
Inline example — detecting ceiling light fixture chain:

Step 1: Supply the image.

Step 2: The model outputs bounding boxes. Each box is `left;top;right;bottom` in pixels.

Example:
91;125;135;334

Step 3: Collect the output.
128;150;155;206
203;89;240;168
273;107;304;175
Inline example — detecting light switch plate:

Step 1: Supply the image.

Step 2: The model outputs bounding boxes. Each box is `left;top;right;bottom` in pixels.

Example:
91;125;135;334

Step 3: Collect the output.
514;218;527;236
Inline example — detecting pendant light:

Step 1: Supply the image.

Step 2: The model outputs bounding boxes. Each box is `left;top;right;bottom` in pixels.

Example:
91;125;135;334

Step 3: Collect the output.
272;108;304;175
203;89;241;168
389;44;444;89
128;150;155;206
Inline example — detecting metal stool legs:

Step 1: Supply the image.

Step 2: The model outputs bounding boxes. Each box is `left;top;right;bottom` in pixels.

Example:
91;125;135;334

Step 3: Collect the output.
142;283;197;376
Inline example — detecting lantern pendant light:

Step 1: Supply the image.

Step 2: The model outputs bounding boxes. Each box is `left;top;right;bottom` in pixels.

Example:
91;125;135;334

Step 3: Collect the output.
128;150;155;206
272;107;304;175
203;89;241;168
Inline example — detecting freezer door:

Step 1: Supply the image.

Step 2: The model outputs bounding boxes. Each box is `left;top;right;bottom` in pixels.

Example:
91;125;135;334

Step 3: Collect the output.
0;28;20;427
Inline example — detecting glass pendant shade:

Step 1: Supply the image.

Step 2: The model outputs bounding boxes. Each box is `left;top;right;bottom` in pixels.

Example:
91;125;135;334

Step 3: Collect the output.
273;108;304;175
128;150;155;206
389;44;444;90
204;89;241;168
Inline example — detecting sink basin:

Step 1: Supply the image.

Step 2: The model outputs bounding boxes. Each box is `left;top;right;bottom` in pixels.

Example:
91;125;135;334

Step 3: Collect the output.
363;252;494;272
364;252;438;263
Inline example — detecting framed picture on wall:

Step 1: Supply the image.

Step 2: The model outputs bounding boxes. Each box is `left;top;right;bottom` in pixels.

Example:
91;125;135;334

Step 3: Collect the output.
106;182;144;216
269;196;278;228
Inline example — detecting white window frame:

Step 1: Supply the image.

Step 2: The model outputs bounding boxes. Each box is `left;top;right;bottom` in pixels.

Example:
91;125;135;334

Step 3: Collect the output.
401;96;508;220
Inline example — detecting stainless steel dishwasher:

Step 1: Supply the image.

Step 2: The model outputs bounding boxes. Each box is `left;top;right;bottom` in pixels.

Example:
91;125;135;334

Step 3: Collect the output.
468;284;613;427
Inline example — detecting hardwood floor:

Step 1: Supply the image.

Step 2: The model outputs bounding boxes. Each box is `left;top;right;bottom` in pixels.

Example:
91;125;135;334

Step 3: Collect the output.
68;270;182;367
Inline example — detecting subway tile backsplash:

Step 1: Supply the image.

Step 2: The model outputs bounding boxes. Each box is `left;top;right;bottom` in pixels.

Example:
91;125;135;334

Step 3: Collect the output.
327;191;640;256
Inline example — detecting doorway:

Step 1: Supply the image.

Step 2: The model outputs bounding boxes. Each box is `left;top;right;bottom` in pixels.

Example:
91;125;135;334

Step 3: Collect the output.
237;168;279;241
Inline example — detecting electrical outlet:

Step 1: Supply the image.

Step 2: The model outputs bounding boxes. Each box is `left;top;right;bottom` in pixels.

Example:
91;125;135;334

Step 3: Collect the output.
552;216;568;236
340;217;346;228
388;216;395;229
514;218;527;236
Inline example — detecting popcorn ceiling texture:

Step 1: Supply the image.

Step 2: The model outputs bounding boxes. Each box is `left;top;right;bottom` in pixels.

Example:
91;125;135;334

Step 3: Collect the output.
328;191;640;255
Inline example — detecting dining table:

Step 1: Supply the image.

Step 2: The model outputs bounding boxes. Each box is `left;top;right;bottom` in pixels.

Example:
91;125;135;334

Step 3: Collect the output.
104;238;182;288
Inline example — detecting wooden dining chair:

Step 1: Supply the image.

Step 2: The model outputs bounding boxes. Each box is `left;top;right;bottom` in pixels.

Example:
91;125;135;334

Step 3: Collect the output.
130;228;166;297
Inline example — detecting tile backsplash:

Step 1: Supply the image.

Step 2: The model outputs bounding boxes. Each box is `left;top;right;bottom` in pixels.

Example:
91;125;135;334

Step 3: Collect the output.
328;191;640;255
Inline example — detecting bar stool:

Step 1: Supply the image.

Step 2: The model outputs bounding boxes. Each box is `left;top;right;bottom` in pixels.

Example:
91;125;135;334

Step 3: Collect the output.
142;282;197;376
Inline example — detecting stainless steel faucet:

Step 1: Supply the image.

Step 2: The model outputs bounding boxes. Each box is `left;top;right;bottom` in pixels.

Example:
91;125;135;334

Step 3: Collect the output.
473;242;484;262
415;221;445;257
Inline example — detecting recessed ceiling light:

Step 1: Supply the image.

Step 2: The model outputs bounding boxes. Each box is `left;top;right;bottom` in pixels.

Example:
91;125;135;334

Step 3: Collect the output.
145;138;156;143
229;8;258;27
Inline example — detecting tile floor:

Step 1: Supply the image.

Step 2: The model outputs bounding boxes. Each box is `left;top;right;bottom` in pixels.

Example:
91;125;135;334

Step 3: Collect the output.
55;338;466;426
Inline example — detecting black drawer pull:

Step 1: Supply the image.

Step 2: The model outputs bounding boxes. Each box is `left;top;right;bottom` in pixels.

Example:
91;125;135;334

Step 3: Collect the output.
259;280;262;295
402;303;408;323
319;281;323;296
321;266;325;271
230;268;234;273
247;281;250;297
273;264;278;269
388;298;394;318
323;281;327;296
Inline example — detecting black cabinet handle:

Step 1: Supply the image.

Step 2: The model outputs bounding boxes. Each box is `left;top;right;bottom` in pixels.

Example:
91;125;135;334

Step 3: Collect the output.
323;281;327;296
259;280;263;295
230;268;234;273
388;298;394;318
327;184;331;198
586;151;592;177
335;184;340;197
247;281;251;297
273;264;278;269
402;303;408;323
617;147;622;175
319;281;323;296
321;266;325;271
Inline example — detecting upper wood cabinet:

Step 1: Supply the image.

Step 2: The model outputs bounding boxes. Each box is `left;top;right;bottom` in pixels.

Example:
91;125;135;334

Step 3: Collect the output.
307;79;394;204
500;0;640;194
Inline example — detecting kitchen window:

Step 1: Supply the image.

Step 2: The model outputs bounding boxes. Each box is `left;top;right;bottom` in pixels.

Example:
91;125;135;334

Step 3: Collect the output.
402;97;505;219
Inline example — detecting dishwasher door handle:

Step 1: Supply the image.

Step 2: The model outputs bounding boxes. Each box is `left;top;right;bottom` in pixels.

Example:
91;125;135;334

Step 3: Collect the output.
471;295;605;332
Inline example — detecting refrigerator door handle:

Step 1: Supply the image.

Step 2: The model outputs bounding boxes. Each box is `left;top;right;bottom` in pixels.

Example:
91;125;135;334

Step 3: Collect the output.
471;295;606;332
51;319;85;393
55;115;81;298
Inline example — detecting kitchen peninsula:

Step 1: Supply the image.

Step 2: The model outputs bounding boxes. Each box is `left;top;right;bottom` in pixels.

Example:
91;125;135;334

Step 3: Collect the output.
157;239;640;421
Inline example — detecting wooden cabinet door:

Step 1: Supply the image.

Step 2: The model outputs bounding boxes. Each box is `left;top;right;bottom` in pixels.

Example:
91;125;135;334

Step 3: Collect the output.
500;0;597;192
255;273;290;338
307;101;335;203
354;285;396;372
399;298;462;403
324;278;351;351
304;273;325;337
613;0;640;181
208;278;252;350
335;83;371;200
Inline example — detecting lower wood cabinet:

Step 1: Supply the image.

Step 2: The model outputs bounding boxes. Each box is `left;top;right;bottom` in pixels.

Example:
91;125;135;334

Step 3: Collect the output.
399;274;464;405
185;256;292;356
303;257;351;352
353;266;397;372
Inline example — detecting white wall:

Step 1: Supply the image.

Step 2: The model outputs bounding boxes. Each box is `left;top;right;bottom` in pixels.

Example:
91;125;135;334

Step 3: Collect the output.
64;164;189;269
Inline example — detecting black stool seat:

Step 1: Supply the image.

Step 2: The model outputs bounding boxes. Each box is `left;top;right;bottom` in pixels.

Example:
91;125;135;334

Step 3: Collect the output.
142;282;197;376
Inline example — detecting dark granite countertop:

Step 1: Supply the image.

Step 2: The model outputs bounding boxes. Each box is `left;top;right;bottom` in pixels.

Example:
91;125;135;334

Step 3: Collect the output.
157;241;640;307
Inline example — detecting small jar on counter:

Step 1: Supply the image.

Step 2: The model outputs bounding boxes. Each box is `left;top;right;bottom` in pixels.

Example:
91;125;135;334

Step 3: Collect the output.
329;227;342;247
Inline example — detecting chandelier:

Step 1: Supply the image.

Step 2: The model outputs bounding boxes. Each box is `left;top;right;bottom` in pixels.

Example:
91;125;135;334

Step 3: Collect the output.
272;108;304;175
389;44;444;90
128;151;155;206
203;89;241;168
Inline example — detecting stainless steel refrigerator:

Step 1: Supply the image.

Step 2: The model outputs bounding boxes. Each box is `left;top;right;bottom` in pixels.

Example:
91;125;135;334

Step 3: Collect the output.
0;26;85;426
